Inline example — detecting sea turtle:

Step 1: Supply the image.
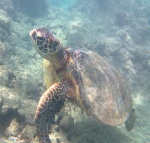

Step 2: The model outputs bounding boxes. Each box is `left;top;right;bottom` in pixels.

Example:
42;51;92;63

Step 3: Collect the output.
29;27;135;143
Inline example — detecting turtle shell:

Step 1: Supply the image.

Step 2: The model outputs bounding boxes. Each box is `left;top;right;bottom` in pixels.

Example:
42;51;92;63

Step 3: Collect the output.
68;49;133;126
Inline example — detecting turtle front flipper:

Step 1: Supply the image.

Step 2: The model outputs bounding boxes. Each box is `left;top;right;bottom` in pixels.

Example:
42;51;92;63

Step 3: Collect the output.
34;82;66;143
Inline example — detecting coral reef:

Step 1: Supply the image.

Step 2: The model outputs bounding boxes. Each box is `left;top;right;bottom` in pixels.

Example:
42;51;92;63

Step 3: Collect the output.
0;10;11;42
0;0;14;16
0;0;150;143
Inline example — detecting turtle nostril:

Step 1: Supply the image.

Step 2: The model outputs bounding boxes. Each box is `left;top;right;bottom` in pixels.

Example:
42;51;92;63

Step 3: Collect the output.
32;32;37;41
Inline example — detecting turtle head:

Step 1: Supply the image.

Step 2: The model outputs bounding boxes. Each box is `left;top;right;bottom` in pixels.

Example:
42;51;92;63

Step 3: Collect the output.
29;27;61;60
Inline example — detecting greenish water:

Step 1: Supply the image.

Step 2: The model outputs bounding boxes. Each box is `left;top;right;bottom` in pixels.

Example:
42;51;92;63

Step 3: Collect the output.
0;0;150;143
49;0;76;9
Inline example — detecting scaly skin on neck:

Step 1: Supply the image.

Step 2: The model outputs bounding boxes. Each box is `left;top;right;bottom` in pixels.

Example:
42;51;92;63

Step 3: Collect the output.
48;46;68;72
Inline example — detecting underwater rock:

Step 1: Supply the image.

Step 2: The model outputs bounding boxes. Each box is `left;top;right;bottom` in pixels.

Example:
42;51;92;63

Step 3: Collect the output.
0;66;9;87
0;42;10;61
19;125;36;142
0;9;11;34
0;87;37;141
131;22;150;45
8;72;44;99
59;115;74;132
0;92;3;111
0;87;21;113
0;27;8;42
0;87;24;142
18;100;37;125
116;29;132;42
5;118;20;137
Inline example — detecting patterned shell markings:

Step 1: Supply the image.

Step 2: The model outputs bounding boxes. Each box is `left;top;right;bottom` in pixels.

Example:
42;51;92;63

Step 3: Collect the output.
68;49;133;126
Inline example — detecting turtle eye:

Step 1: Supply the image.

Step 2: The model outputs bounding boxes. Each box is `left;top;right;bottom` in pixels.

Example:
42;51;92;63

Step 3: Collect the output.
37;36;45;41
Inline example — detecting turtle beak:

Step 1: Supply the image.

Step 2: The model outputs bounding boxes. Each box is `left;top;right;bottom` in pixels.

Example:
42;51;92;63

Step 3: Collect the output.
29;29;37;41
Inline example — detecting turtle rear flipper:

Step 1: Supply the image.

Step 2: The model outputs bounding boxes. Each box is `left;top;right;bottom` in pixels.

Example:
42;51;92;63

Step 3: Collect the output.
34;82;66;143
125;108;135;131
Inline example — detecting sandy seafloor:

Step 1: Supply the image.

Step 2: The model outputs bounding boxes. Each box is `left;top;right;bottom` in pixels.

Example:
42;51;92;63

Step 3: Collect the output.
0;0;150;143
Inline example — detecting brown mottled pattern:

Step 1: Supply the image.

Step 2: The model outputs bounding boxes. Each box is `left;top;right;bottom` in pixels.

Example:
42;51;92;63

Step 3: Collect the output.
35;27;61;53
34;83;66;143
73;50;133;126
30;27;135;143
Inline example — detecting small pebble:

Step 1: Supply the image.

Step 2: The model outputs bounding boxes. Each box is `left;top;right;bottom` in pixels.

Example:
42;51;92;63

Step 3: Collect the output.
9;136;18;142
